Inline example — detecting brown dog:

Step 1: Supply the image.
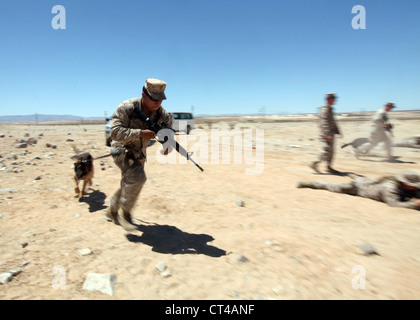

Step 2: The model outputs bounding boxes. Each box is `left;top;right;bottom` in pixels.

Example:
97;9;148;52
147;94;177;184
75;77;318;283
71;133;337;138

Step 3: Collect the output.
73;152;94;200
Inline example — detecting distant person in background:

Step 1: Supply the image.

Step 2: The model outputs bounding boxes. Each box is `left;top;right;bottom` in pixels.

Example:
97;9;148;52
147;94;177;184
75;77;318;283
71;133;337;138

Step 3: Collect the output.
297;170;420;210
357;102;397;161
310;93;342;174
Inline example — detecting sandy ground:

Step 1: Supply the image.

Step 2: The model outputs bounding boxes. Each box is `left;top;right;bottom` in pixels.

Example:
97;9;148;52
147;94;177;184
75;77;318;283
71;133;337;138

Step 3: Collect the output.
0;113;419;300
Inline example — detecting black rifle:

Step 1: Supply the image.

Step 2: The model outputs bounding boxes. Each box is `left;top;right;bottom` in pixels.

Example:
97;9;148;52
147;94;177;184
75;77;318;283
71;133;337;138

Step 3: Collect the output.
93;149;122;160
133;107;204;172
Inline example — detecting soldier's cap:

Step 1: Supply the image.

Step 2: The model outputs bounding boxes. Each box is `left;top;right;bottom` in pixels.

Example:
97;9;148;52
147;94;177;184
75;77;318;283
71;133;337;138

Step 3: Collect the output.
326;93;337;99
396;170;420;189
386;102;396;108
143;78;167;101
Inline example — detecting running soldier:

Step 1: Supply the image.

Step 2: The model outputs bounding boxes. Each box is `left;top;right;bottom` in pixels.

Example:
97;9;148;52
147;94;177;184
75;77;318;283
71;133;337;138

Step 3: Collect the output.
105;78;173;231
358;102;397;161
297;170;420;210
310;93;342;174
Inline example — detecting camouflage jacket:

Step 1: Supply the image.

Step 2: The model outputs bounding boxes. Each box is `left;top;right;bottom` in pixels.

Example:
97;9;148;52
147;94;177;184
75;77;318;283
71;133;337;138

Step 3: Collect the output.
318;105;340;138
110;97;173;160
355;177;419;210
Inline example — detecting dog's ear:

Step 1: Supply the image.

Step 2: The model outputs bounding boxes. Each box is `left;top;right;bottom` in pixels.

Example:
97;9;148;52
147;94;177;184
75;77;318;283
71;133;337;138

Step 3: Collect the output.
76;153;91;160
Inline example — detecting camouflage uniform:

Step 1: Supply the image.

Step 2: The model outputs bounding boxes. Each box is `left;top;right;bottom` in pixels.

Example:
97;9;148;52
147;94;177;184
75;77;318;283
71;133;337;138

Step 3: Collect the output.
359;106;393;158
393;136;420;149
107;81;172;230
297;171;420;210
312;95;341;172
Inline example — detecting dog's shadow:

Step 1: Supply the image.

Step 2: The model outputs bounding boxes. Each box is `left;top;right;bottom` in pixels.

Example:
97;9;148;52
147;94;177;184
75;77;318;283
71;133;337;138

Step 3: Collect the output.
126;222;227;257
79;189;107;213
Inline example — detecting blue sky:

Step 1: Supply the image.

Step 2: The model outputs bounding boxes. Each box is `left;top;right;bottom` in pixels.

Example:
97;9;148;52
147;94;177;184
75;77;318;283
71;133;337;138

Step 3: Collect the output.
0;0;419;117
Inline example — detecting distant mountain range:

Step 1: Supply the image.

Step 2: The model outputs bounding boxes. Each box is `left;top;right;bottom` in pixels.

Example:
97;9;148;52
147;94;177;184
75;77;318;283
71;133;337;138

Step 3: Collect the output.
0;110;418;122
1;113;284;121
0;114;104;122
1;113;293;121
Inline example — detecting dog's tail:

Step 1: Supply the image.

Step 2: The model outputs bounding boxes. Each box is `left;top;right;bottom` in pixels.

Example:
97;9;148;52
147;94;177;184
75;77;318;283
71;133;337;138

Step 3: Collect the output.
341;143;351;149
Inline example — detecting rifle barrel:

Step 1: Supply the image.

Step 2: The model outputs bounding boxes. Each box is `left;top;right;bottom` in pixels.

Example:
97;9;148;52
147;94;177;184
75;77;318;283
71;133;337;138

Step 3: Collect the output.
157;137;204;172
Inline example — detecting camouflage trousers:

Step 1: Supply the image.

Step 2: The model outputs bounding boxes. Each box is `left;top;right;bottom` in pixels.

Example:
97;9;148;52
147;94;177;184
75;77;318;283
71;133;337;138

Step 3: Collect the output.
109;151;147;215
315;136;335;165
300;180;358;195
299;176;377;196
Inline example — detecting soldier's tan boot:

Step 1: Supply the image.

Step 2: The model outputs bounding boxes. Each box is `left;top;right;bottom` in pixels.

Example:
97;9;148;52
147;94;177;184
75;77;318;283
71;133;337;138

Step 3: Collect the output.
296;180;314;188
387;156;399;162
104;208;120;225
118;211;138;231
309;162;320;174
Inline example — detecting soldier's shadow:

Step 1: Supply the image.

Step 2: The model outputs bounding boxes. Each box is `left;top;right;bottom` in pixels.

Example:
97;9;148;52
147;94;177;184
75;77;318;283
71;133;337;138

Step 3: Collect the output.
358;155;416;164
314;171;364;177
126;222;227;257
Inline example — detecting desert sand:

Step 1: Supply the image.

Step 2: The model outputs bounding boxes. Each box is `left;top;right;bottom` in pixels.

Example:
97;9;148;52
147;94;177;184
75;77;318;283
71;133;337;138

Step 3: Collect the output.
0;112;419;300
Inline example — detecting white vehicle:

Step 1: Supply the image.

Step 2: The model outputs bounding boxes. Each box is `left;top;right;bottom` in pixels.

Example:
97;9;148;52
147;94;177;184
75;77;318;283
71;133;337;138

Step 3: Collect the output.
170;112;195;134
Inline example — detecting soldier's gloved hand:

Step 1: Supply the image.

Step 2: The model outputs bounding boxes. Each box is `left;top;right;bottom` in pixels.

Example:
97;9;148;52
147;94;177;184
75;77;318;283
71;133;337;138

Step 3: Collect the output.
140;129;156;140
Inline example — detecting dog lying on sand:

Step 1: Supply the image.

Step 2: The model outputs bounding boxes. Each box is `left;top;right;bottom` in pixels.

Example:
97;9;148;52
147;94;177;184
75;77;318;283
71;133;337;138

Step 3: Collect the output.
72;152;94;200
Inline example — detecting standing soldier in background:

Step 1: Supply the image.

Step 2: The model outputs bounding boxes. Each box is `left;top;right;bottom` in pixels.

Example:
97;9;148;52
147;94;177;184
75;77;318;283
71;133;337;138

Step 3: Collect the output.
105;78;173;231
310;93;342;174
357;102;397;161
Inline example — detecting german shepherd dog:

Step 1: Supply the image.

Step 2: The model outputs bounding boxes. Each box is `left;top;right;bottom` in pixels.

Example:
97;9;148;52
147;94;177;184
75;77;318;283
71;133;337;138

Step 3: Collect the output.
341;138;369;150
341;138;369;159
73;152;94;200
